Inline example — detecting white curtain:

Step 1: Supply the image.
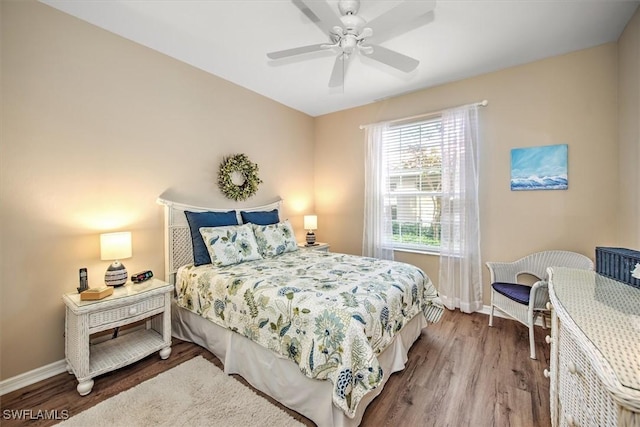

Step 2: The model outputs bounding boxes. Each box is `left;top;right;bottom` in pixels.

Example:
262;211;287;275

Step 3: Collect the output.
362;123;394;260
438;105;483;313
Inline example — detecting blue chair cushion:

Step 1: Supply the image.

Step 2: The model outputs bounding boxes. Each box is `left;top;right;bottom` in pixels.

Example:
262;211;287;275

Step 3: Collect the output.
492;282;531;305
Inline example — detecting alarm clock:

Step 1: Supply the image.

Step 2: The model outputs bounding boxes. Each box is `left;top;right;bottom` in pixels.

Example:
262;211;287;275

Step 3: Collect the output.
131;270;153;283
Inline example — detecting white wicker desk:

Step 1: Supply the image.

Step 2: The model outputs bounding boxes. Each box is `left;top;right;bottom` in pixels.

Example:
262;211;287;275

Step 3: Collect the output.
63;279;172;396
548;267;640;427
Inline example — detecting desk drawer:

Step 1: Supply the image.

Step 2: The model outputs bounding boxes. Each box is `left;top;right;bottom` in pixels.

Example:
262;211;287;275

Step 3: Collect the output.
89;295;165;328
558;326;588;426
557;324;618;427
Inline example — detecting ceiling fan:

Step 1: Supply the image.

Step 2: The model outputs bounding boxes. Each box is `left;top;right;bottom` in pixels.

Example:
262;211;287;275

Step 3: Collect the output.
267;0;436;88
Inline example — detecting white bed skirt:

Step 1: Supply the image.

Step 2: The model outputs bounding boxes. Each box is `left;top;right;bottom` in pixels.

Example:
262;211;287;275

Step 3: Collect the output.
171;300;427;427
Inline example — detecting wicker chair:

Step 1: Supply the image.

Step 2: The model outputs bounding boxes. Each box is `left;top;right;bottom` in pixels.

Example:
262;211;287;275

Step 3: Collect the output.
486;250;593;359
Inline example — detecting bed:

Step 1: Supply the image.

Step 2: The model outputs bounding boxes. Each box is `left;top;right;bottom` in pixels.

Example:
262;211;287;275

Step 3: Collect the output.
157;197;443;427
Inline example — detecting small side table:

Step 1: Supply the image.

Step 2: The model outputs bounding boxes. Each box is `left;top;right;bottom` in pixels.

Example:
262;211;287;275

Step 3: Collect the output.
63;279;172;396
298;242;330;252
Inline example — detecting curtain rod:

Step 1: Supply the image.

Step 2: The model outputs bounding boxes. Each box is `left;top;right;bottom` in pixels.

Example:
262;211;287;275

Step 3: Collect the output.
359;99;488;130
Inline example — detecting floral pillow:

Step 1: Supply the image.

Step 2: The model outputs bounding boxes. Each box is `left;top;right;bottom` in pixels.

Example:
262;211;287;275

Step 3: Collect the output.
252;220;299;258
199;224;262;267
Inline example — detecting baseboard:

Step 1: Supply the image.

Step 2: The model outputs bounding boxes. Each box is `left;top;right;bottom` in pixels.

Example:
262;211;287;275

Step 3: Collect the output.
0;359;68;396
0;306;543;396
479;304;504;318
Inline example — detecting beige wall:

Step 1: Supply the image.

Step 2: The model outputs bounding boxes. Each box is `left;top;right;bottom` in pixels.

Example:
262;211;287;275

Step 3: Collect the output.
618;8;640;248
0;1;315;380
315;43;620;298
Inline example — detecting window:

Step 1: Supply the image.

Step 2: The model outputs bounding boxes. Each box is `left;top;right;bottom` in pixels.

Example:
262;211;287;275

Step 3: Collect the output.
383;116;442;252
364;102;482;309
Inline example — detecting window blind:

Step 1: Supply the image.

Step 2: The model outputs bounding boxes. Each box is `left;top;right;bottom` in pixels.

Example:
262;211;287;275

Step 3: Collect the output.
383;116;443;251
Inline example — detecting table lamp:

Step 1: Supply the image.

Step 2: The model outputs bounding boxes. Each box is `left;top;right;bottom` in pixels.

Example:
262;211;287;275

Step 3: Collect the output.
304;215;317;246
100;231;132;287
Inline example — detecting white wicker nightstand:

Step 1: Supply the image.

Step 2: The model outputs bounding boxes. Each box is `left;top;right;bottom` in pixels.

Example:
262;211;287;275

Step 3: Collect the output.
63;279;173;396
297;242;330;252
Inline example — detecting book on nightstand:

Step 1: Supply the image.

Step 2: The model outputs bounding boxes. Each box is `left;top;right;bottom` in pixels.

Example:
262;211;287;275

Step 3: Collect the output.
80;286;114;301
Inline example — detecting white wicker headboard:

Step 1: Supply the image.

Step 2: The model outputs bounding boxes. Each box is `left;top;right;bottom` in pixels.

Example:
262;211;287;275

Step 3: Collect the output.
156;197;283;284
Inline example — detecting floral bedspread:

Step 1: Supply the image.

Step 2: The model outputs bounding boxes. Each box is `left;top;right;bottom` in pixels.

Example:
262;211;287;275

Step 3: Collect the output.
175;250;443;417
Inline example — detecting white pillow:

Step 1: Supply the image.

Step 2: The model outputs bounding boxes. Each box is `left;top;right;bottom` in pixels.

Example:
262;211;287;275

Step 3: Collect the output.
199;224;262;267
252;220;299;258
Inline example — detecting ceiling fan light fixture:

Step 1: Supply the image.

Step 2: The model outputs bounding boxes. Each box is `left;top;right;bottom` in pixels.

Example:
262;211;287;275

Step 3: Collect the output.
331;25;344;36
340;35;358;54
358;27;373;40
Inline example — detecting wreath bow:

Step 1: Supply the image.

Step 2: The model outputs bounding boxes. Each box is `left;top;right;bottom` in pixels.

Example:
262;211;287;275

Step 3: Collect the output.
217;154;262;201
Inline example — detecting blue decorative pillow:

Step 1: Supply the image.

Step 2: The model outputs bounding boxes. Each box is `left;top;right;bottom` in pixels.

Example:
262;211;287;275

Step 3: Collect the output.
185;210;238;266
240;209;280;225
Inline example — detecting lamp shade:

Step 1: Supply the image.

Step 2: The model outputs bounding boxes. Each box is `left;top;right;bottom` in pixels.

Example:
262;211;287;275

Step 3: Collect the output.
304;215;317;231
100;232;132;261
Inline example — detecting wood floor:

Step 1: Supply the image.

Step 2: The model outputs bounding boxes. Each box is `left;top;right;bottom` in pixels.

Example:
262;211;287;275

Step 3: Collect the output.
1;310;551;427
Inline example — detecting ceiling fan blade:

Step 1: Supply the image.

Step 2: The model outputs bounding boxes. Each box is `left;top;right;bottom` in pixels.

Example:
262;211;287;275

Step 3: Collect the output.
328;55;352;88
267;43;326;60
367;0;436;38
364;45;419;73
295;0;343;35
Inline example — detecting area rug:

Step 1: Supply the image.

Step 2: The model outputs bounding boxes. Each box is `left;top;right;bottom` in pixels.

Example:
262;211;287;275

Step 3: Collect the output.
57;356;305;427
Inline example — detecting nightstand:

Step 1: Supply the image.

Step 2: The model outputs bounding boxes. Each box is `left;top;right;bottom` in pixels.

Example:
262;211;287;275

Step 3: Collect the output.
63;279;172;396
298;242;330;252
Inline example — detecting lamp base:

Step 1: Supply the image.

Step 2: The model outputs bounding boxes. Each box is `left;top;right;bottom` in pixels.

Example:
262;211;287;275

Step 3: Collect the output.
305;231;316;245
105;261;128;287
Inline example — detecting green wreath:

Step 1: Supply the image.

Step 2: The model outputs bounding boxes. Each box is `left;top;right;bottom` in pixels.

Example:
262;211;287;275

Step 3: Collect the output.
217;153;263;201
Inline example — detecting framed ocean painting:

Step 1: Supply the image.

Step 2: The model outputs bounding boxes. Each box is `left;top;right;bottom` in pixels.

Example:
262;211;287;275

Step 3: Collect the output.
510;144;568;191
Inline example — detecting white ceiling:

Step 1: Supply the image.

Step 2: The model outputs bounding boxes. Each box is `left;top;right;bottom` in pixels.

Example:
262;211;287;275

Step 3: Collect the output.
41;0;639;117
